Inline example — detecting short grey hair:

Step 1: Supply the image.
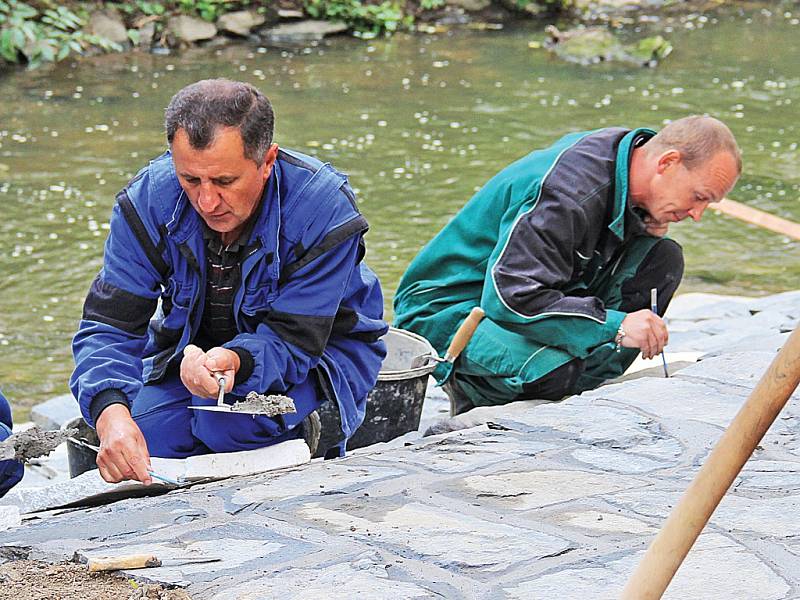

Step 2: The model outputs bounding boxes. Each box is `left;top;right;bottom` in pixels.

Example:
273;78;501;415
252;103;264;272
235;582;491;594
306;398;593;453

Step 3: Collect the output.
165;79;274;164
647;115;742;174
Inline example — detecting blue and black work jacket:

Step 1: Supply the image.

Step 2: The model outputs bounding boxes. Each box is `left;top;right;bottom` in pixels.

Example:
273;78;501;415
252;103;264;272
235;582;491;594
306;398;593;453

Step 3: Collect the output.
0;389;23;497
71;148;388;442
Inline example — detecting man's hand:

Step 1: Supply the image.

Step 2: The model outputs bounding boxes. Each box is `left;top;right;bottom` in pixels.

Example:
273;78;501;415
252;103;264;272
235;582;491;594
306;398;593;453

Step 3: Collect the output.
642;213;669;237
620;309;668;360
95;404;152;485
180;344;240;398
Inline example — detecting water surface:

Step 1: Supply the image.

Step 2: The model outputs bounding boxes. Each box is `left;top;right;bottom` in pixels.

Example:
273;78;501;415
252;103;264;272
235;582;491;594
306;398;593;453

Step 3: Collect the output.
1;5;798;415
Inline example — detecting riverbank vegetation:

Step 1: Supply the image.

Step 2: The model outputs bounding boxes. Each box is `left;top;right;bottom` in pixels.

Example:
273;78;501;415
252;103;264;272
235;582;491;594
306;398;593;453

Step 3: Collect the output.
0;0;572;68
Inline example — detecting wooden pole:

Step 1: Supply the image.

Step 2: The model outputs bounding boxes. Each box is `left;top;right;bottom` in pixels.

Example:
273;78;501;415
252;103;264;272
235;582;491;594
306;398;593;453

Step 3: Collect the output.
621;324;800;599
714;198;800;241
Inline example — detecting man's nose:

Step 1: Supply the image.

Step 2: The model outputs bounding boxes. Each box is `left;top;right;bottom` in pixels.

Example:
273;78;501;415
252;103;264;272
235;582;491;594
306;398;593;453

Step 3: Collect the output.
196;183;219;212
688;203;707;222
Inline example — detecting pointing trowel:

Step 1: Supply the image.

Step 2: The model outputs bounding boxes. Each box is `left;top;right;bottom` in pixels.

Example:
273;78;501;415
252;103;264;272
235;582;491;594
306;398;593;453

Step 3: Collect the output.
85;553;221;572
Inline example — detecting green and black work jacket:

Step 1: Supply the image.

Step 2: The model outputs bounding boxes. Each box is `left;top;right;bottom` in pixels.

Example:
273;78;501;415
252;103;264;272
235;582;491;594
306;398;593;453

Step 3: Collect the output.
394;127;656;386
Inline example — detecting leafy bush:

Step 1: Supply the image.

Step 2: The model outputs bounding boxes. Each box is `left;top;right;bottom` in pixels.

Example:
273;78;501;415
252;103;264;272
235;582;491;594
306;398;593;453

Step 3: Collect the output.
305;0;411;37
177;0;236;22
0;1;120;68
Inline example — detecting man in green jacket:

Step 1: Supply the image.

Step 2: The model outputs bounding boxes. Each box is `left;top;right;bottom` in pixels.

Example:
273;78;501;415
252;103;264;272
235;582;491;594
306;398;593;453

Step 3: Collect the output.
394;116;741;415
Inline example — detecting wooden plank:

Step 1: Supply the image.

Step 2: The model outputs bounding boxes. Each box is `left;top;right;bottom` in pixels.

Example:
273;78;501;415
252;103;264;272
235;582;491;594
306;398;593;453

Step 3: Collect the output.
714;198;800;241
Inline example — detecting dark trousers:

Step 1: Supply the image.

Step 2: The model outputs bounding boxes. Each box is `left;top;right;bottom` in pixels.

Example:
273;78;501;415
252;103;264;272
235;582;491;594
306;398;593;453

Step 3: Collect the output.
449;237;684;415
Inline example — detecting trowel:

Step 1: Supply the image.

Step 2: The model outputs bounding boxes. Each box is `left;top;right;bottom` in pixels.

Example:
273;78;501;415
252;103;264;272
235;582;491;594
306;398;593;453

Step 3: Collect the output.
84;552;221;572
188;374;297;417
411;307;485;369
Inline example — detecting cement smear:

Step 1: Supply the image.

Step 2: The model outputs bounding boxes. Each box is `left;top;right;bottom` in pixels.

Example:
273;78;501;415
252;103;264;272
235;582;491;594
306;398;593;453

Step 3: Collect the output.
0;427;78;463
231;392;296;416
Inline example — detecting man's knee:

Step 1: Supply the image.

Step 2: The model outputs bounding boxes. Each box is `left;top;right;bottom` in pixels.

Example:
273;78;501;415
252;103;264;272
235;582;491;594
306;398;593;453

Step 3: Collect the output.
518;358;585;401
131;379;206;458
620;238;684;315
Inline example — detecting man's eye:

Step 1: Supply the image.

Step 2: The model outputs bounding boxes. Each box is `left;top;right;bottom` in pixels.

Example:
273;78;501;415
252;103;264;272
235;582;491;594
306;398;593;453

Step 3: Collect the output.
184;177;200;185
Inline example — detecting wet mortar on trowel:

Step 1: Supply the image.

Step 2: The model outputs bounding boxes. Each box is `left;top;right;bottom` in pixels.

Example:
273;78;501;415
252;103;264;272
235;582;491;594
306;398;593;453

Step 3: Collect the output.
0;427;78;463
231;392;296;416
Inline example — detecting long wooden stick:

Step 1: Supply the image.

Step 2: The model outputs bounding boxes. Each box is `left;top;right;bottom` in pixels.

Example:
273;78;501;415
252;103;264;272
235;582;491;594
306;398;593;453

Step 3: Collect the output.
715;198;800;241
621;324;800;599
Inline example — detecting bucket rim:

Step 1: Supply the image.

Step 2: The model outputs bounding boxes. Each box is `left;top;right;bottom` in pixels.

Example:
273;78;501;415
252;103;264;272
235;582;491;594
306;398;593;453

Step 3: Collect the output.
377;327;438;381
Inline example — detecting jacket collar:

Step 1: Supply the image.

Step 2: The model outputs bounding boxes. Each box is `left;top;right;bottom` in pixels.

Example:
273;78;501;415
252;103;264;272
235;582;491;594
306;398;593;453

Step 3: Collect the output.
609;127;656;240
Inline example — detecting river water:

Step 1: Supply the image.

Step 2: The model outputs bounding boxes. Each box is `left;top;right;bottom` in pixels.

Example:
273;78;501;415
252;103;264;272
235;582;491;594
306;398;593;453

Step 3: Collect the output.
1;5;798;415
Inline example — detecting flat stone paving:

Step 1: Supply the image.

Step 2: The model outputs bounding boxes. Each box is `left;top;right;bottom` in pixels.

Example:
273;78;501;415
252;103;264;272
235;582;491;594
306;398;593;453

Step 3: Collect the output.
2;291;800;599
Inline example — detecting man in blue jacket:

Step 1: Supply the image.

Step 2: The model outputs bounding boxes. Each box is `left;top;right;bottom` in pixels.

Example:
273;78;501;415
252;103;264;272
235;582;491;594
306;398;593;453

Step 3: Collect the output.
0;389;24;496
71;79;387;485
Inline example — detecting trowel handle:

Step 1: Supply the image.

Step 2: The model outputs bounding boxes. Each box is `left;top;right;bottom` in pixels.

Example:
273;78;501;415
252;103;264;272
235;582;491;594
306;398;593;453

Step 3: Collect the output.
214;373;226;406
444;307;485;363
87;553;161;572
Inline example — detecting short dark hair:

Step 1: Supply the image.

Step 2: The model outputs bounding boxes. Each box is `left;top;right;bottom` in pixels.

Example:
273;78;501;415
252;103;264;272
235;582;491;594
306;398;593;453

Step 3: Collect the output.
165;79;274;163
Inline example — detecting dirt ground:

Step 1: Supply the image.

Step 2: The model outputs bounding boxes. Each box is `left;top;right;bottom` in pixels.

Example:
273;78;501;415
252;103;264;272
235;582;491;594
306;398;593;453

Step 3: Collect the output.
0;560;192;600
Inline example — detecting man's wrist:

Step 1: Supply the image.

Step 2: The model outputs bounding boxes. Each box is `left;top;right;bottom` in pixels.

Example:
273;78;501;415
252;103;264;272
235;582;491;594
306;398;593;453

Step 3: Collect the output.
228;347;254;385
614;324;626;352
89;389;130;427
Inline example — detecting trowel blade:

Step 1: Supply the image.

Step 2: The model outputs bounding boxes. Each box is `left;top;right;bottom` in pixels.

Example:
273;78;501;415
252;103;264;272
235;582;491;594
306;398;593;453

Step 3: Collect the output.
187;405;267;415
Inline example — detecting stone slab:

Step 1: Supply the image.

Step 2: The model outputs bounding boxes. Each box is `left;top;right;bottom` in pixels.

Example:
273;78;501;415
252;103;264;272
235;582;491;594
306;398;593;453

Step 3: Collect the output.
1;440;309;514
216;10;265;36
462;470;647;511
261;20;348;45
504;533;790;599
29;394;80;431
167;15;217;43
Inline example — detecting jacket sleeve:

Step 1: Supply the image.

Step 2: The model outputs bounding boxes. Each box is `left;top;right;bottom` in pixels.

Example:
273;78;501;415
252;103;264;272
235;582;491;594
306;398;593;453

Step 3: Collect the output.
70;202;162;427
225;216;368;395
481;180;625;358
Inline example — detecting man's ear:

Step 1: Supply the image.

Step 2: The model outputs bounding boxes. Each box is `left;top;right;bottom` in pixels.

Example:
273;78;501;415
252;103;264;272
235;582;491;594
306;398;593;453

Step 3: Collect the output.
261;143;279;180
655;149;682;174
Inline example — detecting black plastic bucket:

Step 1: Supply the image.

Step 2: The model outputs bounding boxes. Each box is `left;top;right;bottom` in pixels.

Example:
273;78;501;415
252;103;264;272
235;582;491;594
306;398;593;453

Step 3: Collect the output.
340;327;437;451
65;416;99;478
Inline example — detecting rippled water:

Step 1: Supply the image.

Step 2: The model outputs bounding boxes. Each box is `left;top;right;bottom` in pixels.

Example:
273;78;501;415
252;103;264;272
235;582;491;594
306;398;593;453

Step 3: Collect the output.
1;5;798;415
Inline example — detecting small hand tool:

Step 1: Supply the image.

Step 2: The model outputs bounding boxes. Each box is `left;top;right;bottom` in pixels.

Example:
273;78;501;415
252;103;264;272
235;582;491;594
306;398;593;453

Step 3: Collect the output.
68;437;185;485
86;553;221;572
188;373;297;416
188;373;235;413
650;287;669;378
411;307;486;369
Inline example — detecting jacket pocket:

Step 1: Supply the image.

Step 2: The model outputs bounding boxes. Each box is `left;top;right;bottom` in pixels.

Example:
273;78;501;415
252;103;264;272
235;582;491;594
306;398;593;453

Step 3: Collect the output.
166;276;192;309
241;285;275;318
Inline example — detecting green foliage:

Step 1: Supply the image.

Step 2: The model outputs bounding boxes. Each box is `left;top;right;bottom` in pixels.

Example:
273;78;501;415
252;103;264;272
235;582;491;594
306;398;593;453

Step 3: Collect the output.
177;0;235;22
419;0;445;10
117;1;168;17
0;1;121;68
305;0;410;37
514;0;572;11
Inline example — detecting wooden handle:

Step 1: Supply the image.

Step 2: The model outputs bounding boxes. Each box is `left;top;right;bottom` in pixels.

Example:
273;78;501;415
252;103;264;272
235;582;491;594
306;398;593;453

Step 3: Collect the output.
622;324;800;599
715;198;800;241
87;554;161;572
444;307;485;362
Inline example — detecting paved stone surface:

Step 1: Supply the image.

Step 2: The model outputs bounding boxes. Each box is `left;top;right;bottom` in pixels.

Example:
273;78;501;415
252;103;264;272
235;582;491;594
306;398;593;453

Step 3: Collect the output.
2;291;800;598
29;393;80;430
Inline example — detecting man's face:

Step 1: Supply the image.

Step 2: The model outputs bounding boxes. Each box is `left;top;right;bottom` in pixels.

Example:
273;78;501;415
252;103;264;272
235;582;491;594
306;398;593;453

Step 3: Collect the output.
639;150;739;225
171;127;277;238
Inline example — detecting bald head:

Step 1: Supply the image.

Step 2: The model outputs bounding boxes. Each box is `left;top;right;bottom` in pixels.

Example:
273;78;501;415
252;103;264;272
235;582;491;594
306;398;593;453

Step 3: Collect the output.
645;115;742;174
